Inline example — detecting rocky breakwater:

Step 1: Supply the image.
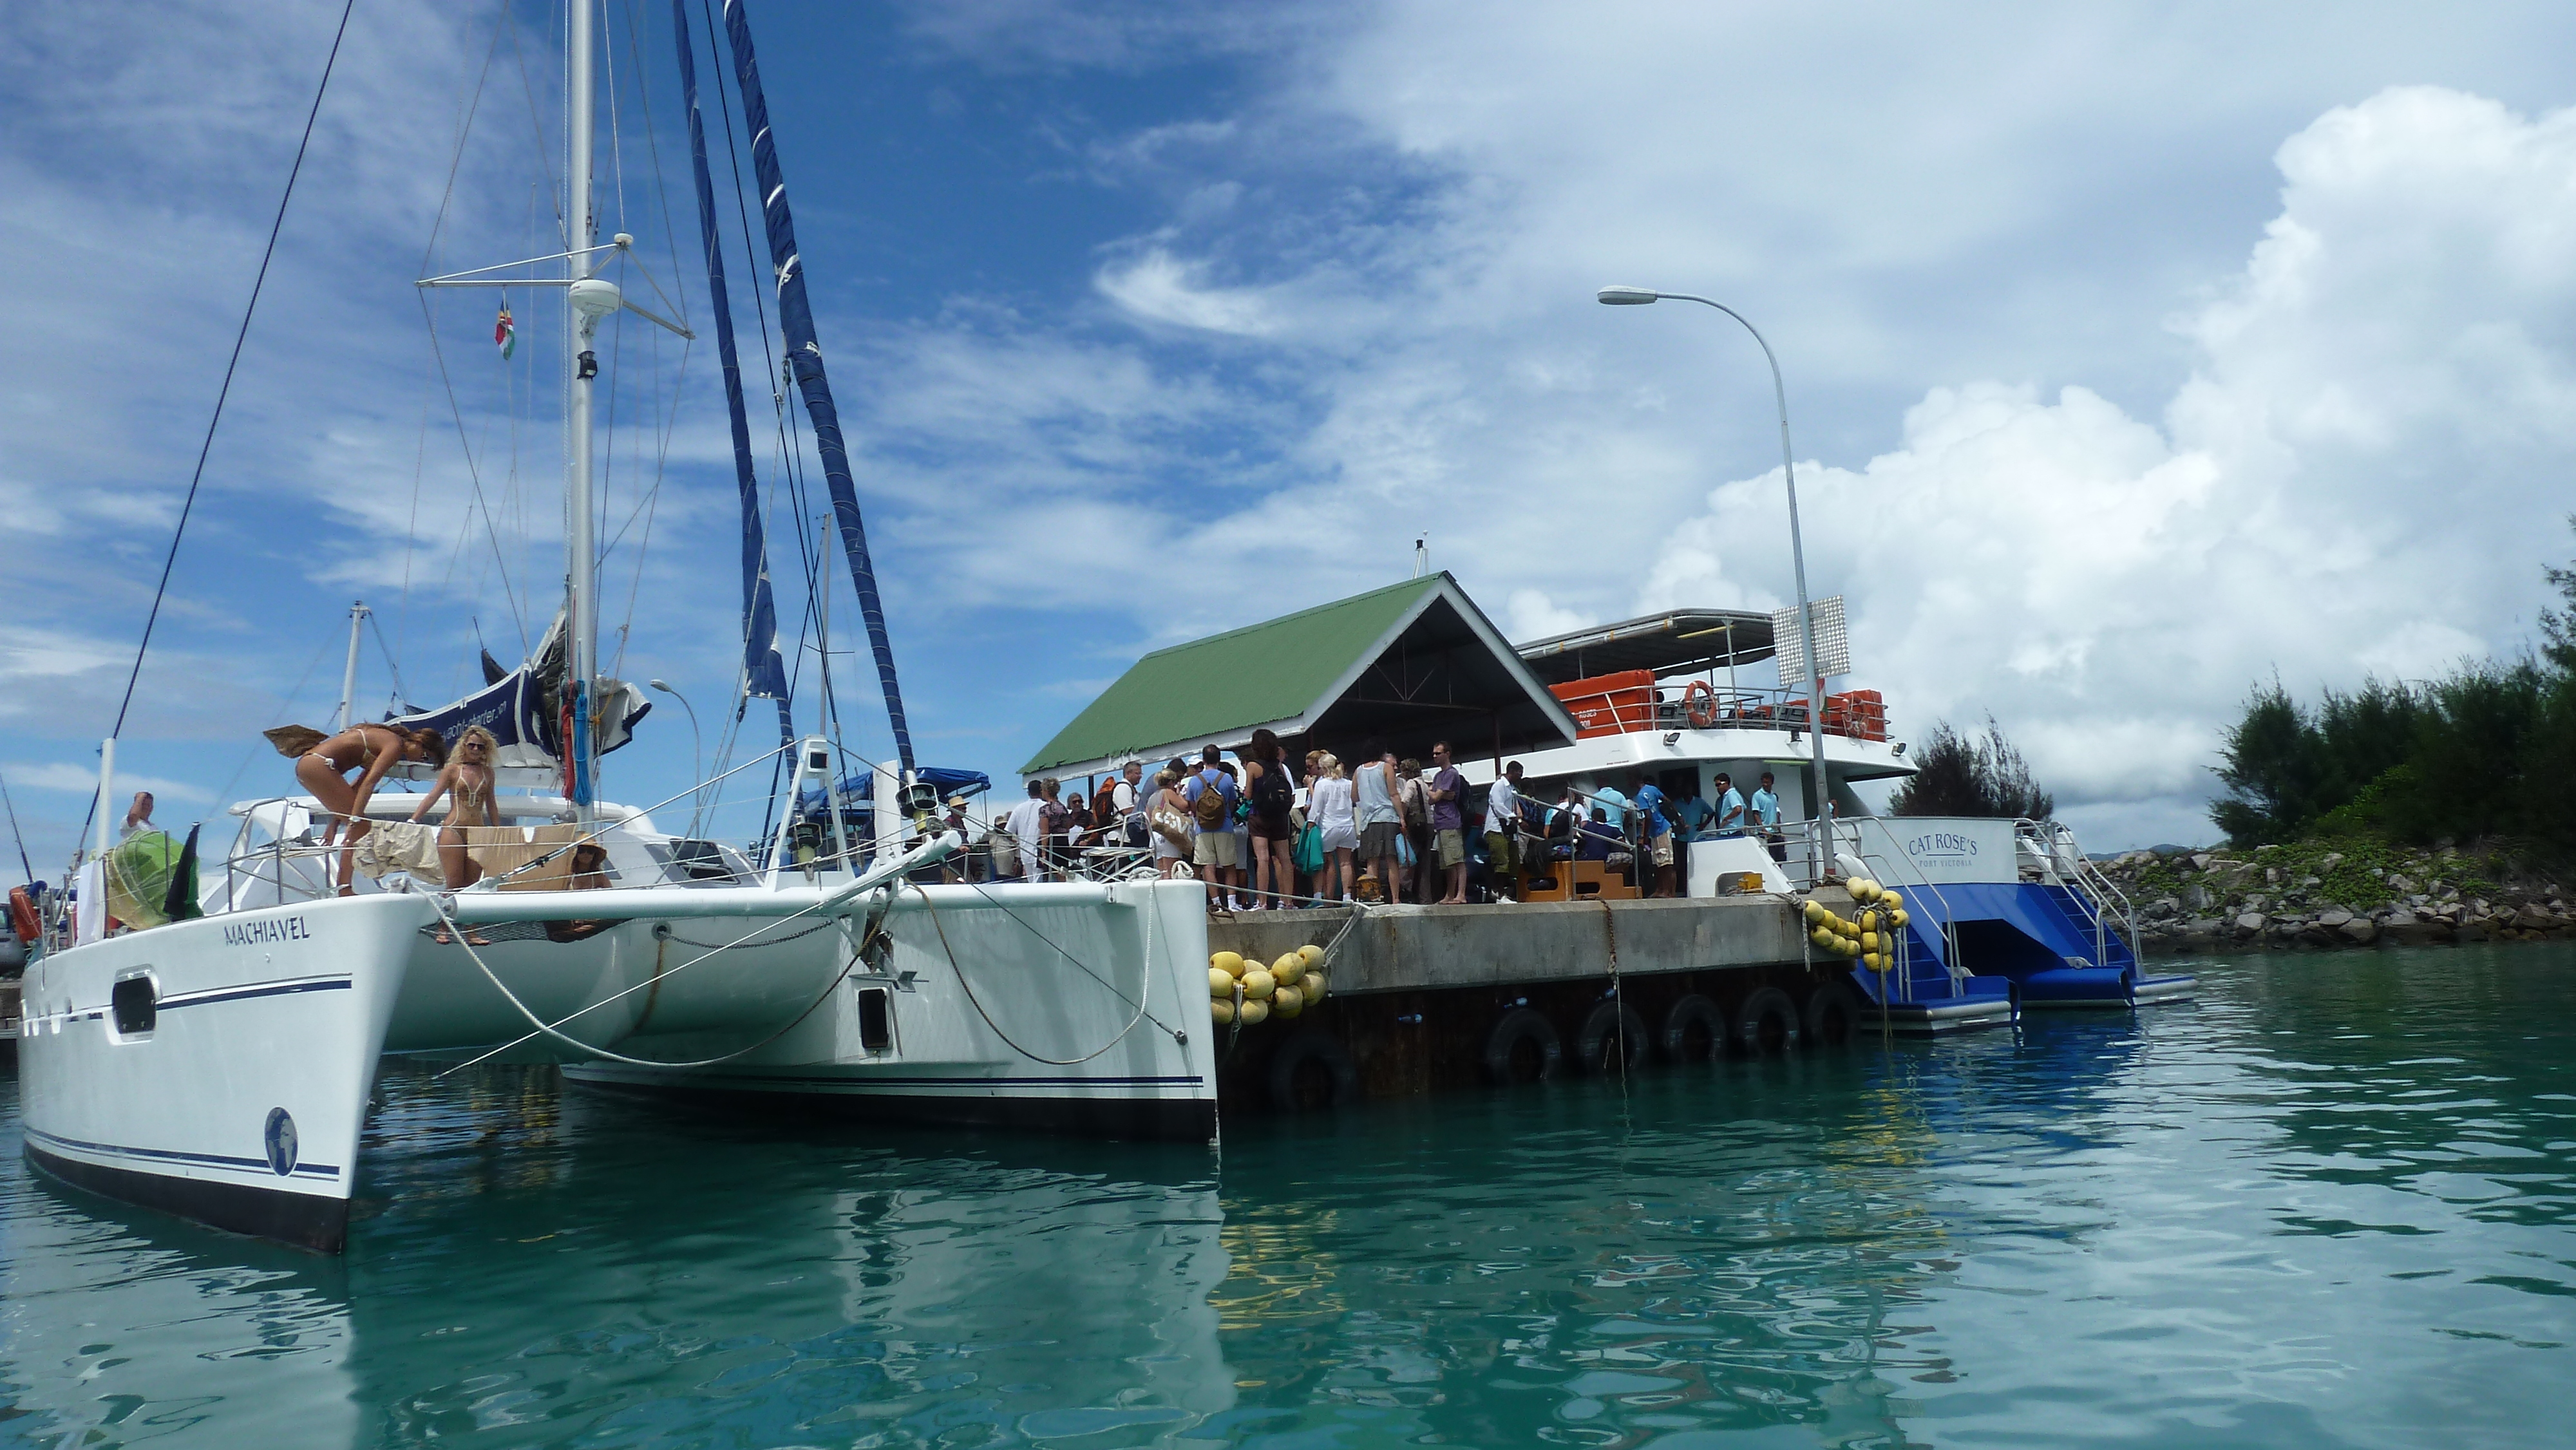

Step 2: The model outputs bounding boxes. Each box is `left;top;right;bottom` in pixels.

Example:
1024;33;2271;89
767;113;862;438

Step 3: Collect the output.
2090;840;2571;954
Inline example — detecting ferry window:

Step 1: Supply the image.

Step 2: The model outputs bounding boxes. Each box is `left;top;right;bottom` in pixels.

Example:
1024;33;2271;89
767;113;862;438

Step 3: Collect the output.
858;989;892;1053
111;975;157;1037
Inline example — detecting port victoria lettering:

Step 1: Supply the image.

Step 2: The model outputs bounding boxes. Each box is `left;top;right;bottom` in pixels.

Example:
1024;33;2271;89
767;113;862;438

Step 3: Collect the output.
222;916;312;948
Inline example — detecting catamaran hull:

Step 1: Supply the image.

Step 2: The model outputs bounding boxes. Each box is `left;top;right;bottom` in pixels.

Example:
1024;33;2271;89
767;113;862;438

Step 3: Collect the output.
16;896;430;1252
563;880;1219;1143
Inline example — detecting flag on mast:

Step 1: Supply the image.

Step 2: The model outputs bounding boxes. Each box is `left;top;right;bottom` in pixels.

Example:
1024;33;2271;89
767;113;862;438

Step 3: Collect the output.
495;303;516;361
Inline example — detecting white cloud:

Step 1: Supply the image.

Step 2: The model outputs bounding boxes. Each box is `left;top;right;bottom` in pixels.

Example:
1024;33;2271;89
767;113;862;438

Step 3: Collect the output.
1095;249;1278;335
1626;88;2576;839
5;762;212;805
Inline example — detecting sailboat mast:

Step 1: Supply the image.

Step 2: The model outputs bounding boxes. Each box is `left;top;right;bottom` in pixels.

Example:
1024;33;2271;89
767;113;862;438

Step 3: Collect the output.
564;0;600;815
330;599;368;731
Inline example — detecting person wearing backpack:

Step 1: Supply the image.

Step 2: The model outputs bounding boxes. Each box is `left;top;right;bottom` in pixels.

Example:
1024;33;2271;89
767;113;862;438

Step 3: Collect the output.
1181;744;1242;913
1242;728;1295;909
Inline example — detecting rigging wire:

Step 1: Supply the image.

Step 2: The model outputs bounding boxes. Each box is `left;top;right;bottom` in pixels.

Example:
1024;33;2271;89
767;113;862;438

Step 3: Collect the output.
0;768;35;882
85;0;359;851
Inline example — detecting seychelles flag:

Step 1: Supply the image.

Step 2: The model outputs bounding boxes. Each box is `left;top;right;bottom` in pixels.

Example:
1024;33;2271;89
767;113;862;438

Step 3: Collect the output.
495;305;516;361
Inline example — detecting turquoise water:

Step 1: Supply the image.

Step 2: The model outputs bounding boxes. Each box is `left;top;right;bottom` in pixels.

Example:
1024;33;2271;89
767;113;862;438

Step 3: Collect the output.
4;946;2571;1449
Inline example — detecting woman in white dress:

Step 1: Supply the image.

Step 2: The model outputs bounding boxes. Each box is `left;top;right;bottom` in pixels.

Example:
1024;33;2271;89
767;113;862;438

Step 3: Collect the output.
1308;753;1359;903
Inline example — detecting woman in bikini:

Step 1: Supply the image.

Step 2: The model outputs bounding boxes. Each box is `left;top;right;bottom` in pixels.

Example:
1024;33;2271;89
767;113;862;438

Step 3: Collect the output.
408;725;497;941
295;722;445;895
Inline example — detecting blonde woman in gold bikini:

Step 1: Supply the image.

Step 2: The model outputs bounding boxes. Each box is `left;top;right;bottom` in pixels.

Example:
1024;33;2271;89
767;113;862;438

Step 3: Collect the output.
410;724;498;944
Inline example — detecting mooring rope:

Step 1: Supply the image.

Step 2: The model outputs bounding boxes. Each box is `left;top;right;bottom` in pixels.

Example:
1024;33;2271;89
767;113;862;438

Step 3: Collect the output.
427;880;889;1075
907;881;1172;1065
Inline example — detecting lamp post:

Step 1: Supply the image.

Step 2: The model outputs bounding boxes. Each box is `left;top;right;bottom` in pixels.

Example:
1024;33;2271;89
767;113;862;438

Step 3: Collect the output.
648;679;705;838
1596;285;1832;883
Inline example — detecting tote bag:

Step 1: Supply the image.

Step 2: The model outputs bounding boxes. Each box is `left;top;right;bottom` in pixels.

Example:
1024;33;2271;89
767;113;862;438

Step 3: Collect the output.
1293;822;1325;876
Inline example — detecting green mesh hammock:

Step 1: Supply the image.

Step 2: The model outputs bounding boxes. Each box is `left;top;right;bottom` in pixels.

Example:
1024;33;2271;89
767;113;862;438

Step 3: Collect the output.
104;830;188;929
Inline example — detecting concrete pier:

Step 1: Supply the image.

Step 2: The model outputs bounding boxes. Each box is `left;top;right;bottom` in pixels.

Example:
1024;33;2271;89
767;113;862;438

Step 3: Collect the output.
1204;895;1861;1111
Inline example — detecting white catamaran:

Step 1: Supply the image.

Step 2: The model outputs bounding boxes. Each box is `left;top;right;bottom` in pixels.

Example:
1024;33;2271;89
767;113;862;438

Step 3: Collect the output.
15;0;1214;1252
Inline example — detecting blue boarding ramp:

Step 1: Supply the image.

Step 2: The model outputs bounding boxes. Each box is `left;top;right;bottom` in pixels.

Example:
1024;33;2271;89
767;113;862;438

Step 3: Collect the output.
1837;817;2195;1014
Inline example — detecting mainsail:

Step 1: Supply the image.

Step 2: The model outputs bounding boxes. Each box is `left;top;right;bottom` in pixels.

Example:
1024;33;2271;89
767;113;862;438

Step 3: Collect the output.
673;0;791;746
719;0;917;773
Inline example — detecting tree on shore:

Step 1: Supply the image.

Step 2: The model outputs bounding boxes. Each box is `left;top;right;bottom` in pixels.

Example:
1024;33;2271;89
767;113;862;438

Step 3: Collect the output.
2211;520;2576;849
1889;715;2054;819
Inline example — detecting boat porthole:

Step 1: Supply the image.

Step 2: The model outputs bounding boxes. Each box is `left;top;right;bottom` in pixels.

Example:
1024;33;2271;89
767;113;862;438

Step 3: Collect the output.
110;974;157;1037
263;1108;299;1177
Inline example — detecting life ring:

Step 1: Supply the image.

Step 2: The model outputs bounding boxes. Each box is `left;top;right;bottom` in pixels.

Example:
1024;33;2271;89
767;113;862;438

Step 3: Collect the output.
1483;1007;1562;1083
1730;986;1804;1055
1660;993;1727;1062
8;885;39;945
1681;680;1718;729
1803;980;1861;1046
1266;1028;1360;1111
1575;997;1649;1074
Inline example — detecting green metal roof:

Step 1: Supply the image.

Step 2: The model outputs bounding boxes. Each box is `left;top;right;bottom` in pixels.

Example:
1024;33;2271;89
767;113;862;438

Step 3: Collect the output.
1021;577;1443;775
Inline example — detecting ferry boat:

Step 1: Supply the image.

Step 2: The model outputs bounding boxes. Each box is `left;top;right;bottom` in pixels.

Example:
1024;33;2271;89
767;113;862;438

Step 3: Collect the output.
1472;608;2193;1026
12;0;1215;1254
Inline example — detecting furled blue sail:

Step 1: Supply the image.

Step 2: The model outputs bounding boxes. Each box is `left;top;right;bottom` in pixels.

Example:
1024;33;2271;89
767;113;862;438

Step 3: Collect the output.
719;0;916;773
673;0;791;747
386;615;649;777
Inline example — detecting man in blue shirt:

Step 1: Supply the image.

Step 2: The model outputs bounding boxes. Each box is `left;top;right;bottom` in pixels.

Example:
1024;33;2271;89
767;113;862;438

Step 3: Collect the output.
1589;782;1628;832
1713;772;1747;837
1750;770;1785;862
1628;771;1675;897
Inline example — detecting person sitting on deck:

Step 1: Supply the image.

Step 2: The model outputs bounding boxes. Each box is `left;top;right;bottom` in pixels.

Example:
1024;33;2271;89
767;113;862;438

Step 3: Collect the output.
1577;809;1618;861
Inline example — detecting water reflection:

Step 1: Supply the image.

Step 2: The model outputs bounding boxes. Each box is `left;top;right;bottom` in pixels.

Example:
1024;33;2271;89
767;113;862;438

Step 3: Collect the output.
3;946;2571;1449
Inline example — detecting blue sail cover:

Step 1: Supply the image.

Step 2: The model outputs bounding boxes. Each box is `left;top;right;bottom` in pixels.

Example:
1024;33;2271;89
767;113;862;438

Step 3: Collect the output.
674;0;790;744
385;617;649;774
797;766;991;823
719;0;917;773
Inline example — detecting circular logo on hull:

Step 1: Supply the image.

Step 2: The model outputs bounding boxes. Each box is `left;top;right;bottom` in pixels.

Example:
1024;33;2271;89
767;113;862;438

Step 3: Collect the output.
263;1107;299;1177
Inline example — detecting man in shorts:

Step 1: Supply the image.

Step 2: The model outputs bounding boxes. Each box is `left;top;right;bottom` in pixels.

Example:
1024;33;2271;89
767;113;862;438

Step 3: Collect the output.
1428;740;1470;904
1630;770;1676;897
1182;744;1241;911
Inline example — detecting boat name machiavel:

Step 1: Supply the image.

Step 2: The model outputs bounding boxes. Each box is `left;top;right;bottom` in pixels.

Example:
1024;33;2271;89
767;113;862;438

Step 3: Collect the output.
222;916;313;947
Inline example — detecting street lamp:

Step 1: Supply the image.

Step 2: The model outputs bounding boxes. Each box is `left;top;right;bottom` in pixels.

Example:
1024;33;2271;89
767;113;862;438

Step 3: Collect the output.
647;679;705;838
1596;285;1833;884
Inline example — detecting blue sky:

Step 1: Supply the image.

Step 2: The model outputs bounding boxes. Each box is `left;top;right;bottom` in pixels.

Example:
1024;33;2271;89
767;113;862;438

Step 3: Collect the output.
9;0;2576;870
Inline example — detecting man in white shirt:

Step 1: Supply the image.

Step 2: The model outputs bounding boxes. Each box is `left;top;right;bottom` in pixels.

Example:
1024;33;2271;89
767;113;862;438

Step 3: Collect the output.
1001;781;1049;882
1484;762;1525;890
1111;760;1142;847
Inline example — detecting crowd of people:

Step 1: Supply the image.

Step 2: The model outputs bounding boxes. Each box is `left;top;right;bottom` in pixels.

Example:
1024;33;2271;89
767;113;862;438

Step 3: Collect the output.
970;734;1792;914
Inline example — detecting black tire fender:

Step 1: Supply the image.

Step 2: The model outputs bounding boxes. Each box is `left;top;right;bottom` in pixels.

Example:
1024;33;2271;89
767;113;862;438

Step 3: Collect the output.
1660;993;1727;1062
1575;998;1650;1074
1266;1028;1360;1111
1731;986;1804;1056
1803;979;1862;1047
1483;1007;1562;1083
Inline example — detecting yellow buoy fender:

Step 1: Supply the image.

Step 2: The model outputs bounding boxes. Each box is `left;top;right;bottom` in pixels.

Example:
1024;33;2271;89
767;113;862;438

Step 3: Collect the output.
1301;971;1328;1002
1238;999;1270;1025
1211;997;1237;1024
1274;952;1305;978
1802;899;1828;924
1211;951;1245;979
1272;985;1303;1017
1891;909;1909;928
1242;968;1277;1001
1861;931;1880;952
1210;967;1239;997
1298;943;1326;966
